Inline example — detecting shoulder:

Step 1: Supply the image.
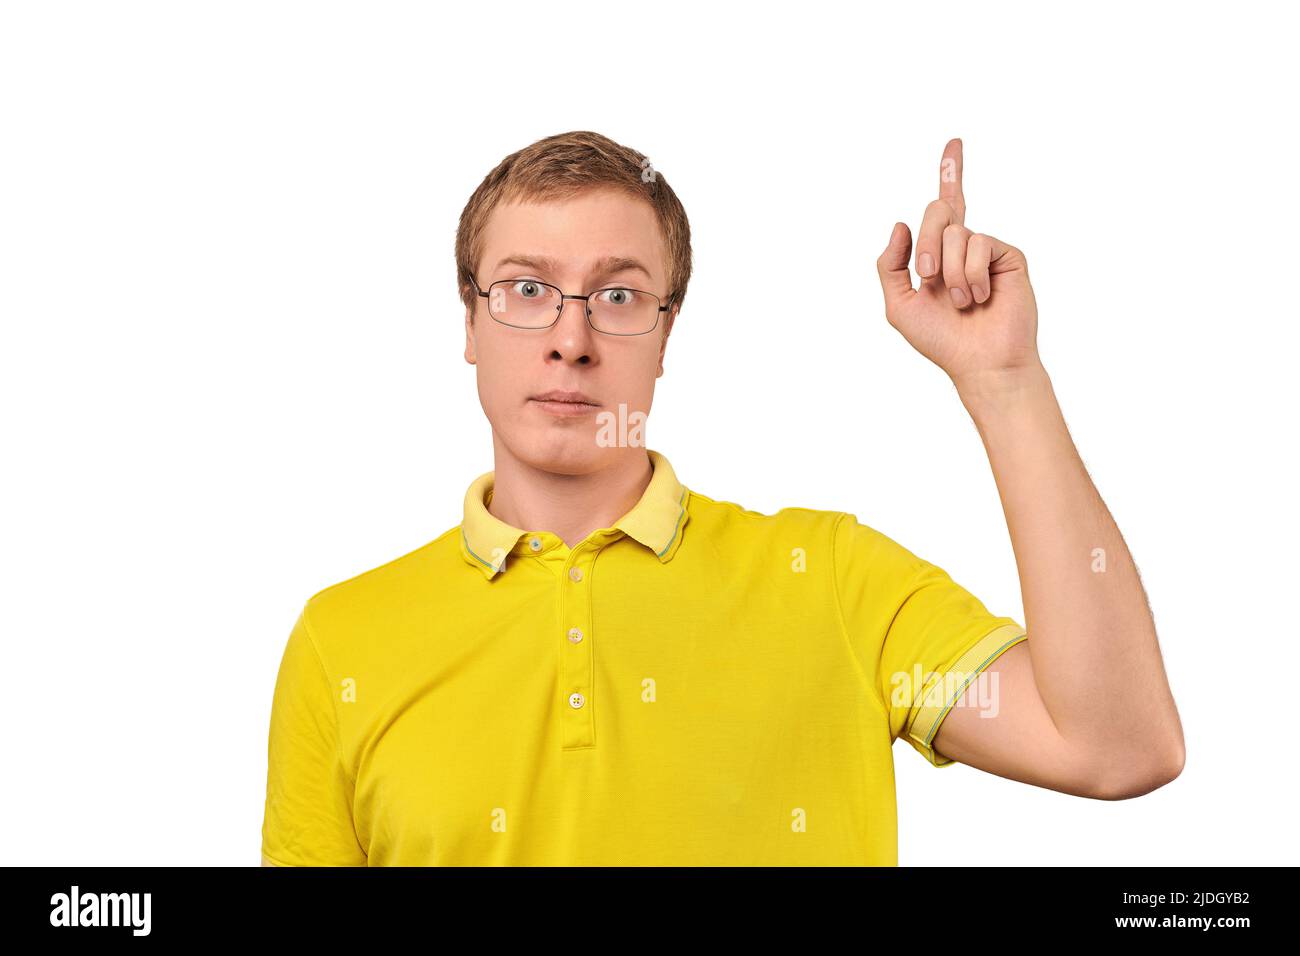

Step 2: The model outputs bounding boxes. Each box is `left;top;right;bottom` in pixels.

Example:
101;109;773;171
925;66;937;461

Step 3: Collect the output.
687;489;925;580
299;525;461;640
684;487;851;540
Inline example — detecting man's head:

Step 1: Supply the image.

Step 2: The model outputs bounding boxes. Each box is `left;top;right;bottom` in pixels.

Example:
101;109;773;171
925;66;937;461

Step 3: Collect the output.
456;131;692;476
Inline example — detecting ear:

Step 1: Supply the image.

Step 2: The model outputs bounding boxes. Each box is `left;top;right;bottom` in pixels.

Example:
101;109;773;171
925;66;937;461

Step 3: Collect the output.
656;304;677;377
464;301;477;365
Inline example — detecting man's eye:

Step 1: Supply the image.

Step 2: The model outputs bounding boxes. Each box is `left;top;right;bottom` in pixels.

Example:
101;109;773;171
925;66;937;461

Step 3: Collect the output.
512;281;545;298
598;288;635;306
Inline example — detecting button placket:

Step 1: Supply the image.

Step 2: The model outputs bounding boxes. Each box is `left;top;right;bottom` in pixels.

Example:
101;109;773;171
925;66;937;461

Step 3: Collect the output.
560;550;595;749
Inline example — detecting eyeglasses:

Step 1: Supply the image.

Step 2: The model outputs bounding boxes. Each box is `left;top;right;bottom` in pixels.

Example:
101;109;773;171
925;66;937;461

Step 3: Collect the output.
468;274;668;336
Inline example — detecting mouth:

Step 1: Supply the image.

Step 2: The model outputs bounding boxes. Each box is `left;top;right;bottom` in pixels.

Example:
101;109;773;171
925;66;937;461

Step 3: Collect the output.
529;391;601;417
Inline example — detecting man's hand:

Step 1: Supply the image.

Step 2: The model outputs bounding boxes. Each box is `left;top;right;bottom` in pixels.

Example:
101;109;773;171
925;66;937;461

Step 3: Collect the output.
876;138;1041;395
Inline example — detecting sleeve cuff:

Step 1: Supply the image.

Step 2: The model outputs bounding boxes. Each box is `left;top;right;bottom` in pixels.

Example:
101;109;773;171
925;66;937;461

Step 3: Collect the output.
904;622;1028;767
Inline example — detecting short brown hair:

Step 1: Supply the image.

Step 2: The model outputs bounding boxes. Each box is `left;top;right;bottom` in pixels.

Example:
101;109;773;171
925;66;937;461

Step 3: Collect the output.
455;130;693;321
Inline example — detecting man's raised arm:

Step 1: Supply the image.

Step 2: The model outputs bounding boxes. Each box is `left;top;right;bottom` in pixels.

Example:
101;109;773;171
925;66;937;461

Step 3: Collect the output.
874;138;1184;799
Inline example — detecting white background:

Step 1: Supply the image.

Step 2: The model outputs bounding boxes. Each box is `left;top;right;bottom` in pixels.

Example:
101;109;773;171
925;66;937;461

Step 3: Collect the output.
2;0;1295;866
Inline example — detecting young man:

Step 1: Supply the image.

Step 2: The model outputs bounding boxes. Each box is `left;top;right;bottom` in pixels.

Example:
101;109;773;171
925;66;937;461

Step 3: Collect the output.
261;131;1184;867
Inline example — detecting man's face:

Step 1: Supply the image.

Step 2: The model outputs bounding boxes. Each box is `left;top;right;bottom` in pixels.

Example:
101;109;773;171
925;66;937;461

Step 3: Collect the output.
465;188;677;475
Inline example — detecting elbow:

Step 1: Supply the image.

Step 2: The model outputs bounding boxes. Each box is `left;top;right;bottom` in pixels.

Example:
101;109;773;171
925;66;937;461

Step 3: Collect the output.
1090;736;1185;801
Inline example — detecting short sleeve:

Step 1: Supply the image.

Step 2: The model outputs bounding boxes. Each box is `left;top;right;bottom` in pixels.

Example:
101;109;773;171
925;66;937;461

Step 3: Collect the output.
833;512;1027;768
261;604;367;866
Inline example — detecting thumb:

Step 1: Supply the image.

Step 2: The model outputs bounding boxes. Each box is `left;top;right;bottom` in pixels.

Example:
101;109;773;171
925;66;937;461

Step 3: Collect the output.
876;221;915;312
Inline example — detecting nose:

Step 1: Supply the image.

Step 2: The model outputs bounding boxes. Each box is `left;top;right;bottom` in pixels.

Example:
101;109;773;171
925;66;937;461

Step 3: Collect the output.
545;295;598;364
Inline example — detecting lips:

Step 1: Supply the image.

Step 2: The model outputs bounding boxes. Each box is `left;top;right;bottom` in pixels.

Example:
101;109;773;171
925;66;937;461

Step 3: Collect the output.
530;390;599;406
528;390;601;418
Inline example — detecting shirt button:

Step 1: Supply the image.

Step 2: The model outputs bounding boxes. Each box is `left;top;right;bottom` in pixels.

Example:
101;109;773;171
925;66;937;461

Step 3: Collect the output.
529;537;542;551
567;627;583;643
568;566;583;582
568;692;585;709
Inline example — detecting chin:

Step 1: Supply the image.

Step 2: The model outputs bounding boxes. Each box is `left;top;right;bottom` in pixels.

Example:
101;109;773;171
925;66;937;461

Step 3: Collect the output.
504;427;613;476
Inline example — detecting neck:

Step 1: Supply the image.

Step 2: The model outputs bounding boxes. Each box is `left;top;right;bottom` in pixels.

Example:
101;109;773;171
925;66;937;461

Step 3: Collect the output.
487;436;654;548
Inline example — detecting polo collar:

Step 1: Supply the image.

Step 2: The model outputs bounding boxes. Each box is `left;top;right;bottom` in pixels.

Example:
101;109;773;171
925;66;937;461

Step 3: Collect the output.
460;449;690;579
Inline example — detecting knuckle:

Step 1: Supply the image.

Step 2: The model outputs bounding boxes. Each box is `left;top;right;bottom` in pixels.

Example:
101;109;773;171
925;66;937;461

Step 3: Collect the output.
932;197;961;218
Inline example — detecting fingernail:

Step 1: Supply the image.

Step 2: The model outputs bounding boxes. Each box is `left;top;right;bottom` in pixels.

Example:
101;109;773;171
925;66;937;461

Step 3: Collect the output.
971;284;986;302
950;287;968;307
919;253;934;276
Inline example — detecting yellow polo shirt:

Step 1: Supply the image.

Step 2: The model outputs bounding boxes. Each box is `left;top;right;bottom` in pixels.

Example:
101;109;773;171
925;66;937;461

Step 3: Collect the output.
261;448;1026;866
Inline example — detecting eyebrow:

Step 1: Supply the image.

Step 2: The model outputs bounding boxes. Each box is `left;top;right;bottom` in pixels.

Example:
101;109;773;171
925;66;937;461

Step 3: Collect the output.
492;254;655;284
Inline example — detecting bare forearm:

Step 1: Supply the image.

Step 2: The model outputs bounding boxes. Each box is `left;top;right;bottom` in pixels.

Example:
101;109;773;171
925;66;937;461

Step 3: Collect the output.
954;361;1184;778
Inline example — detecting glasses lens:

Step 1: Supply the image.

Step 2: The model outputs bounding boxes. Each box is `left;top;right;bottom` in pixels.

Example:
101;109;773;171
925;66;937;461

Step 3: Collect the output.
488;280;562;328
588;288;660;335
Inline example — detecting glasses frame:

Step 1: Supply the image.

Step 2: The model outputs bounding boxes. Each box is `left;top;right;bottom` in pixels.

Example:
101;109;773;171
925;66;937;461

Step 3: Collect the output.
468;273;669;336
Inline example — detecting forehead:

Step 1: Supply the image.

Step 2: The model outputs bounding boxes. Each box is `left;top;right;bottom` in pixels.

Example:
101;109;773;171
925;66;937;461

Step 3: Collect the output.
480;188;667;281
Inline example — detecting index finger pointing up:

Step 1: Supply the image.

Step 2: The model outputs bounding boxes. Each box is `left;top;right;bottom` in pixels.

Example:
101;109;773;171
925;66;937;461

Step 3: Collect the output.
939;137;965;224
